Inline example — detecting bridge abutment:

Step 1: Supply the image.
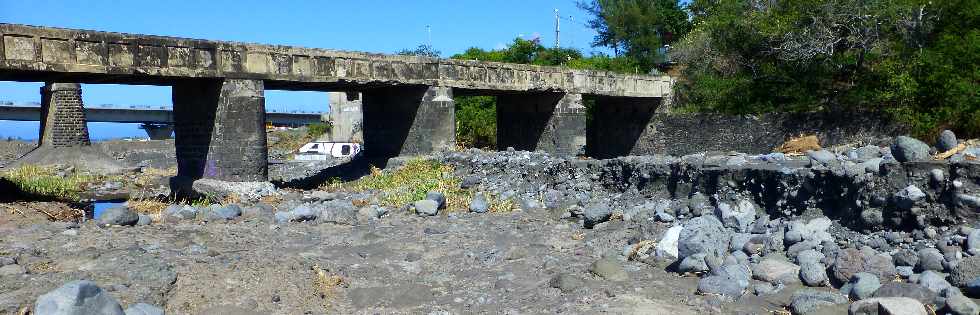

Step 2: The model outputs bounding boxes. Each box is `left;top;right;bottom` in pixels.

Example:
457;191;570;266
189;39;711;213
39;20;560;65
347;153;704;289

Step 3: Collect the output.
362;86;454;157
496;92;586;157
587;96;664;159
39;83;90;147
172;79;267;182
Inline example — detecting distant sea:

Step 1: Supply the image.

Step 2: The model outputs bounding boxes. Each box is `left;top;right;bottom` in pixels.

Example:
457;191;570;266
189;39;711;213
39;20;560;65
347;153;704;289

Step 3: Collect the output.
0;121;149;141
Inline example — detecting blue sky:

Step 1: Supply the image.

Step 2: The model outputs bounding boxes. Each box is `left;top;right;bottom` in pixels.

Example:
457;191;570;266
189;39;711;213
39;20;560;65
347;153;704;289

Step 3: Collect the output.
0;0;605;140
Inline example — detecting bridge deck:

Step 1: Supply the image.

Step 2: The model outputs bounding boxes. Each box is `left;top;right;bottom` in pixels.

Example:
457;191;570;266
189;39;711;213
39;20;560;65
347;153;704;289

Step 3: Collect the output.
0;24;669;97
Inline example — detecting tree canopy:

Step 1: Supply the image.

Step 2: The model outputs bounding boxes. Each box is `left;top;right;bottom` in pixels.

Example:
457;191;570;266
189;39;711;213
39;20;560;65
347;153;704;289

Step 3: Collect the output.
668;0;979;137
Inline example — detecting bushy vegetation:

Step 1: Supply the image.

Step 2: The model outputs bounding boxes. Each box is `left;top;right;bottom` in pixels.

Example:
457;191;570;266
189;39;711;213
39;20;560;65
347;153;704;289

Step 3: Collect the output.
663;0;979;138
326;158;514;212
306;122;332;139
1;165;101;200
454;96;497;149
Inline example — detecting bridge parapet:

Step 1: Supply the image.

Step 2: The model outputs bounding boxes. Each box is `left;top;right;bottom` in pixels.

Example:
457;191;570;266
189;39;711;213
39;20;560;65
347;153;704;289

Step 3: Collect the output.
0;24;670;98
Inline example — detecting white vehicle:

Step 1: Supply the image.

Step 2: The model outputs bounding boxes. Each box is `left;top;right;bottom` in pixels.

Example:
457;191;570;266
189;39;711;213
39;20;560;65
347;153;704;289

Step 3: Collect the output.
295;142;362;160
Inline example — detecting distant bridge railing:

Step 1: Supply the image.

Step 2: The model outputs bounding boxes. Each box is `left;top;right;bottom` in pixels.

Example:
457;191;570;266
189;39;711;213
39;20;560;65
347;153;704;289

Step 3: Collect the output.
0;101;323;125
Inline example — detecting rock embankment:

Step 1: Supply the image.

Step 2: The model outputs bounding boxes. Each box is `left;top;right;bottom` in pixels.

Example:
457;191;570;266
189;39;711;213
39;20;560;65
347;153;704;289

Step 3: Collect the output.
2;133;980;314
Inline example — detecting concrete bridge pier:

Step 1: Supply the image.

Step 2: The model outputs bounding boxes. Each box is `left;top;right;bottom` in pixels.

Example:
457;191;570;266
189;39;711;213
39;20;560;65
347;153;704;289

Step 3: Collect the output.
362;86;455;157
10;82;128;172
140;123;174;140
39;83;90;146
172;79;267;182
587;96;664;159
496;92;586;157
323;92;363;143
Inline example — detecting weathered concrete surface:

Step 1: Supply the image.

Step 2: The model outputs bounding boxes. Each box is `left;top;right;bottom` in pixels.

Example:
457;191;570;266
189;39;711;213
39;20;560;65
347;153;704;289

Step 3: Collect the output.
322;91;363;143
0;24;669;98
362;86;454;157
497;92;586;157
172;79;267;182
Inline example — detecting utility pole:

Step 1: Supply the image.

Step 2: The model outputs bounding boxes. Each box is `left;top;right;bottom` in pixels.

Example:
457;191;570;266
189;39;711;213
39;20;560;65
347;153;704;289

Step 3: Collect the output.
426;25;432;47
554;9;560;48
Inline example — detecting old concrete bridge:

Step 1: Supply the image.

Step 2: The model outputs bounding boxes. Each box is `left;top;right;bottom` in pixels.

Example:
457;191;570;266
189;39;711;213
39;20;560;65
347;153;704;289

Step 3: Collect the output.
0;24;672;182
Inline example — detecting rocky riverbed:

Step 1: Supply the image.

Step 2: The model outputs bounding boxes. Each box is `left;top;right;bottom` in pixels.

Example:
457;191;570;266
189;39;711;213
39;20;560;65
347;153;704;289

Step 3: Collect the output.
2;133;980;314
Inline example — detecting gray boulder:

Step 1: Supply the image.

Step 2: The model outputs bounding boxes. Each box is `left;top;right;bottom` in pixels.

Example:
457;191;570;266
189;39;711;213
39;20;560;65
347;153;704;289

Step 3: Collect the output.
800;262;828;286
895;185;926;210
807;150;837;165
950;256;980;287
274;205;319;223
873;282;939;305
937;130;958;152
469;194;489;213
842;272;881;300
34;280;125;315
752;259;801;284
849;297;927;315
944;293;979;315
413;200;440;216
191;178;277;202
714;199;756;232
967;229;980;255
697;275;745;300
830;248;897;285
677;254;709;273
316;200;358;225
853;145;883;160
203;204;242;221
917;270;952;293
677;215;730;259
161;205;198;222
98;206;139;226
425;191;446;209
583;203;612;228
891;136;931;162
789;289;847;315
917;248;945;272
124;303;164;315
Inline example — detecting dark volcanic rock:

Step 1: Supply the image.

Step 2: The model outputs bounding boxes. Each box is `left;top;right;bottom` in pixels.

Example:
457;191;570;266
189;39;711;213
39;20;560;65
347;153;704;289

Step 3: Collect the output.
830;248;896;285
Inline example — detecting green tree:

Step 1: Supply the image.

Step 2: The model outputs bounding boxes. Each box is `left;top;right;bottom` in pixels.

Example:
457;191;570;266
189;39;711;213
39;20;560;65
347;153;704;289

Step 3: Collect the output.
670;0;979;138
578;0;692;70
396;44;441;58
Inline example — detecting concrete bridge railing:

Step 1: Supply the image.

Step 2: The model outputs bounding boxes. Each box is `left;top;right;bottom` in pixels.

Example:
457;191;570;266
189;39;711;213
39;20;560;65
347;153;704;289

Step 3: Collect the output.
1;24;674;182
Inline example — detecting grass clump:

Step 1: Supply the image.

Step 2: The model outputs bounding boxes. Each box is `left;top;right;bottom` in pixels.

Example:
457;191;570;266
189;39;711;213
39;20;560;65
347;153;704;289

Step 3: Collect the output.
325;158;518;213
331;158;469;210
1;165;101;201
307;122;332;138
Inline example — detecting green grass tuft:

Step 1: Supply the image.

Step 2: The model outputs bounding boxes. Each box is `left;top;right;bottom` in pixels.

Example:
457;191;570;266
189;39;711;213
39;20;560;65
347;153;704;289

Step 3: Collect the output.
325;158;515;213
1;165;102;201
